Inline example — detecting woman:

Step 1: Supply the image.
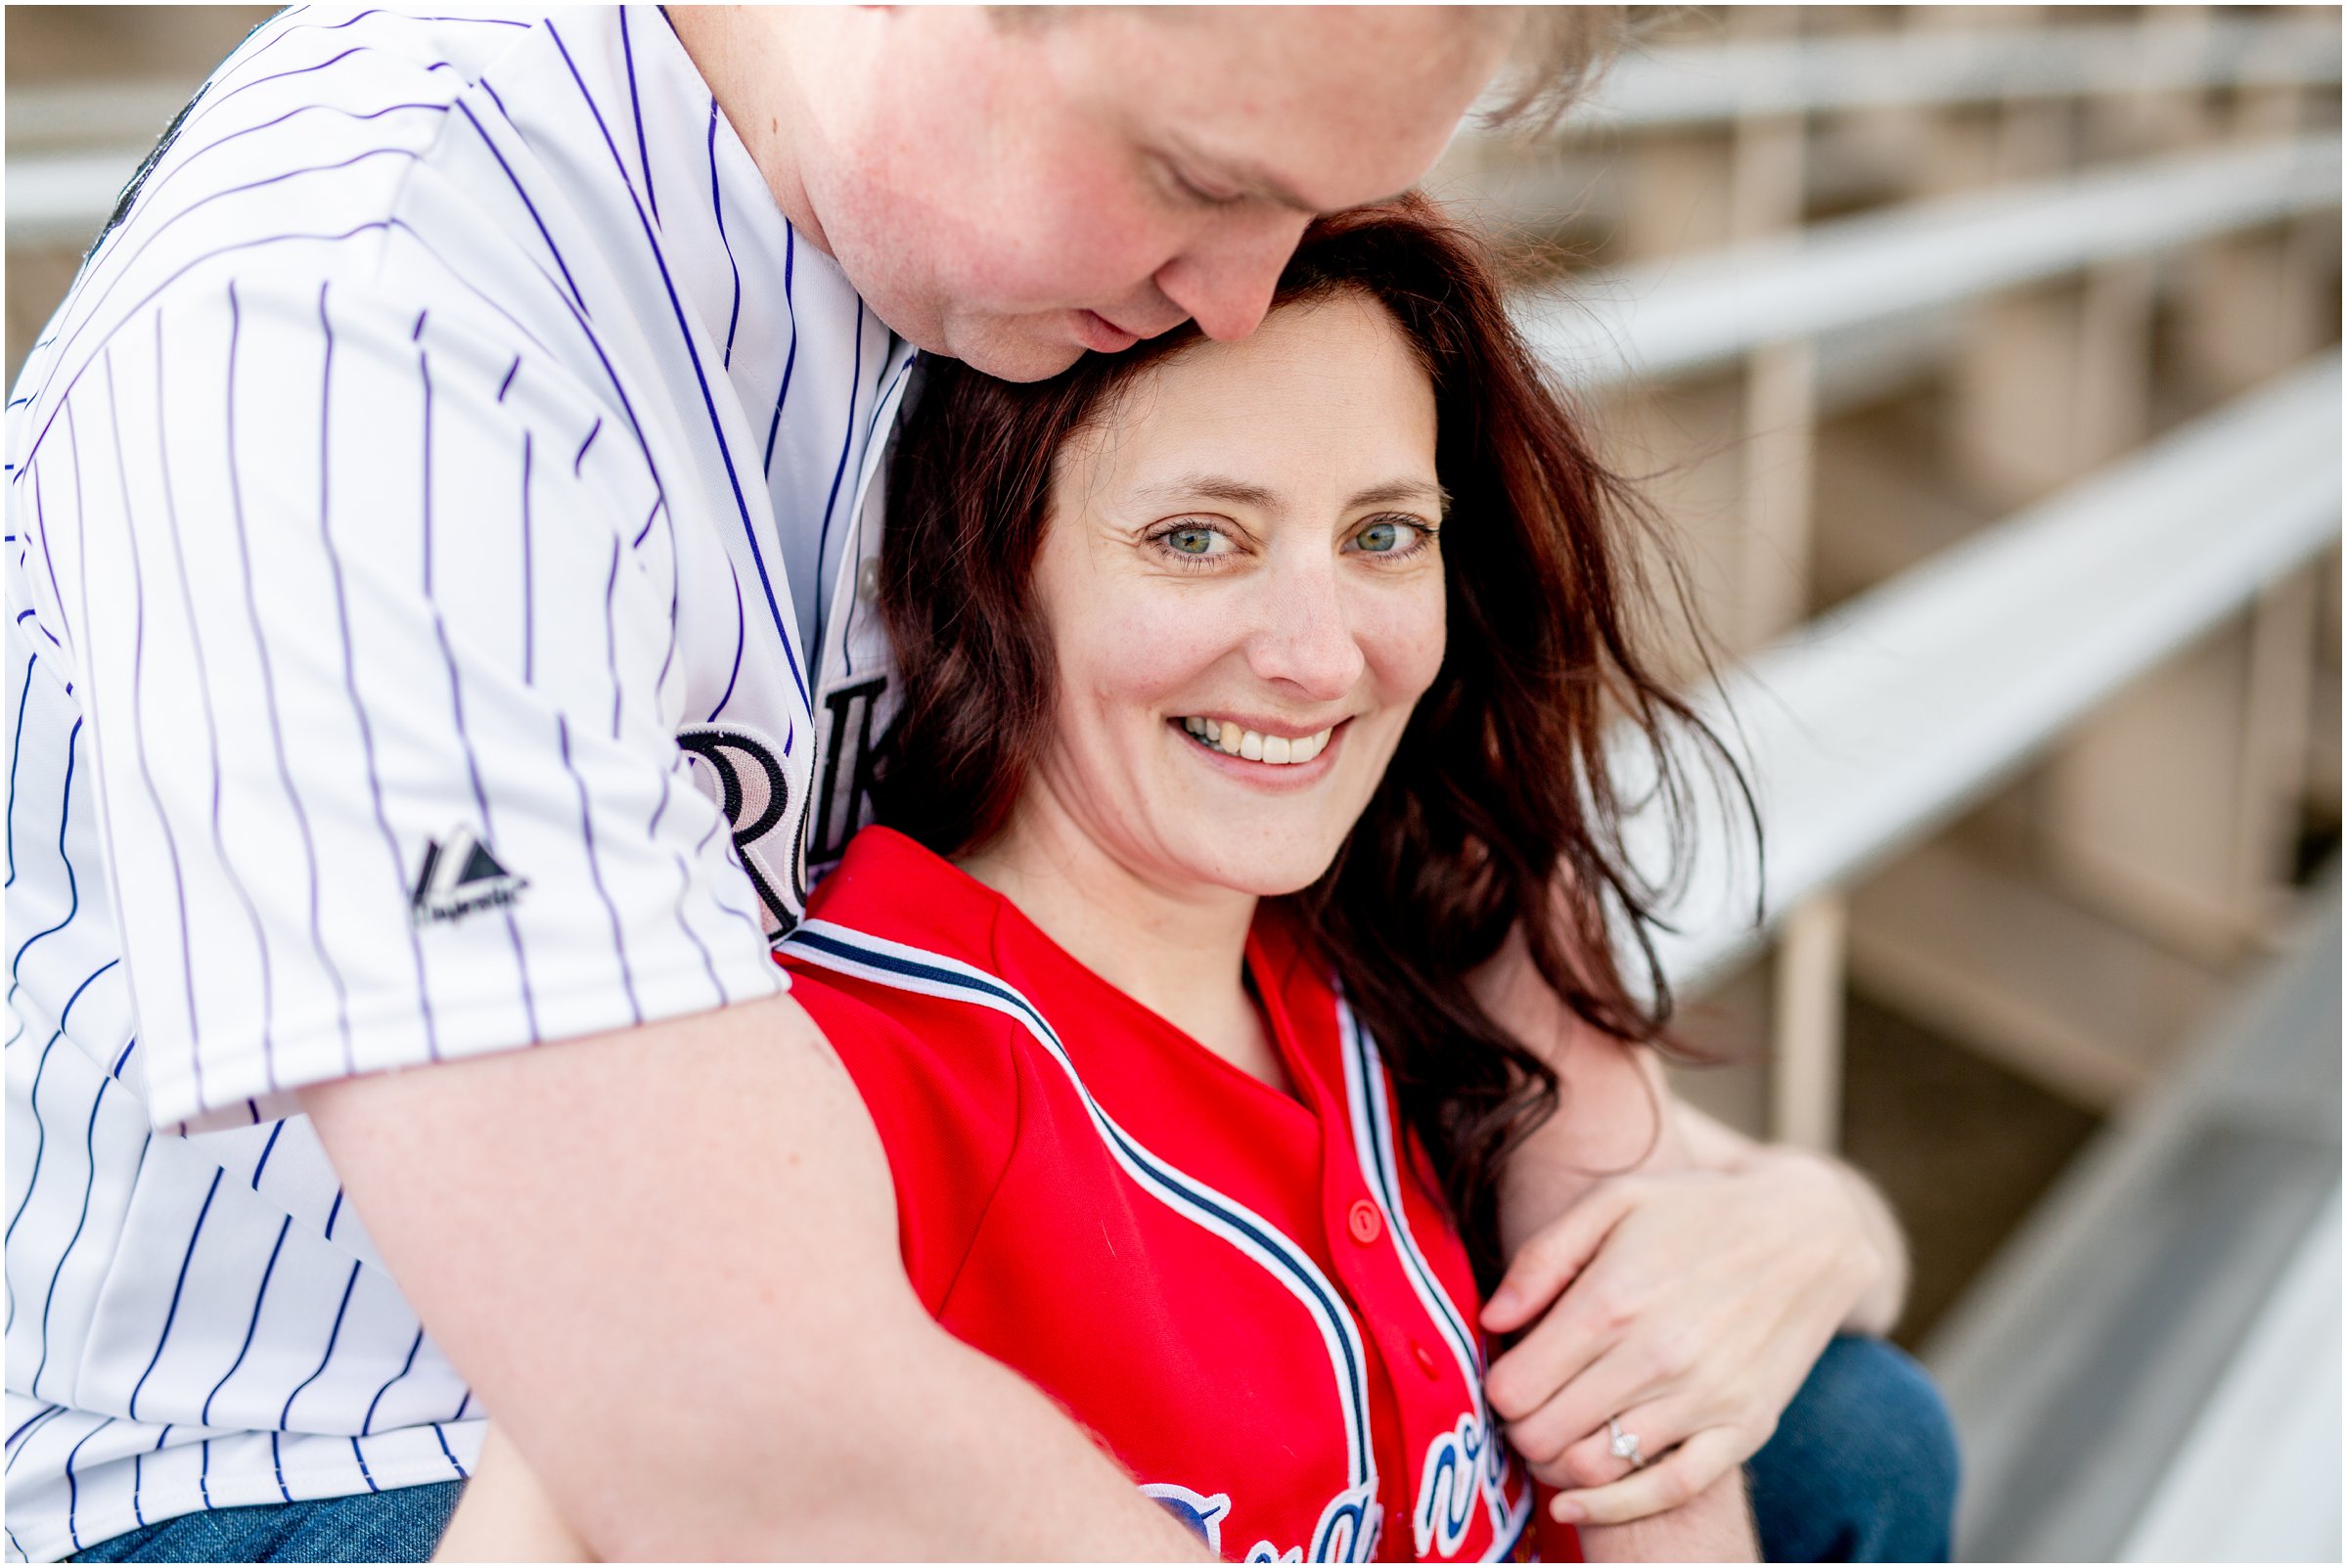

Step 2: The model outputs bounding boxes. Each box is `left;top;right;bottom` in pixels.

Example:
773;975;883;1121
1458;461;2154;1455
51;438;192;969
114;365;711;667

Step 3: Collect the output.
442;198;1947;1562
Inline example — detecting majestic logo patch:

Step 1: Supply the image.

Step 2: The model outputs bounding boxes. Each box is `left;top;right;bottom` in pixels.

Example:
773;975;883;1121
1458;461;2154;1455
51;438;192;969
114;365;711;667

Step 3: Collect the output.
411;827;528;925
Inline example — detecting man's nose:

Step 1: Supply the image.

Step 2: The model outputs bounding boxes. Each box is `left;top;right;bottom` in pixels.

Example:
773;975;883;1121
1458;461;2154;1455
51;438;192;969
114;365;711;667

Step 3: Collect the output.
1246;561;1367;701
1152;209;1315;342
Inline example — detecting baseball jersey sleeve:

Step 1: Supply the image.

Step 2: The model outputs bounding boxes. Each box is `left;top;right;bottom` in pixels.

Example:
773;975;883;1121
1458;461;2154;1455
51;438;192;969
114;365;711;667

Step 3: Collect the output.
784;966;1020;1311
34;271;784;1132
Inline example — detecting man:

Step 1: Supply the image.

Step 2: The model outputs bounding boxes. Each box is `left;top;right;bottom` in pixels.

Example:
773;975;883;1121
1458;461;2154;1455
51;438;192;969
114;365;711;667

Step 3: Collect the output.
6;7;1939;1561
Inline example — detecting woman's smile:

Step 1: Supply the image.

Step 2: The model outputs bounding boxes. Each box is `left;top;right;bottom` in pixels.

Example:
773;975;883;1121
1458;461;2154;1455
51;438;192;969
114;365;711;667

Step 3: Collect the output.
1171;714;1348;781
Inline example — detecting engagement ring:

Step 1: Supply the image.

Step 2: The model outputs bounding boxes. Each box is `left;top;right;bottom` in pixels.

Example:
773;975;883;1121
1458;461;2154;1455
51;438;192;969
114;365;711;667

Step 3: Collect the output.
1607;1416;1647;1469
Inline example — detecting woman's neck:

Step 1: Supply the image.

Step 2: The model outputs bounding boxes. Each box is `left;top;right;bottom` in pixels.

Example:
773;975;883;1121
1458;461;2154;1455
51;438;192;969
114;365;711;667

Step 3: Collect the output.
957;796;1282;1089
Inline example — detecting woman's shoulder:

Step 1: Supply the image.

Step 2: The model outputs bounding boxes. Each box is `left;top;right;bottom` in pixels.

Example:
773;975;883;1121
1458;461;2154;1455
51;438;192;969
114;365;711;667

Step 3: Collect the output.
792;826;1000;956
780;830;1033;1311
779;826;1025;1100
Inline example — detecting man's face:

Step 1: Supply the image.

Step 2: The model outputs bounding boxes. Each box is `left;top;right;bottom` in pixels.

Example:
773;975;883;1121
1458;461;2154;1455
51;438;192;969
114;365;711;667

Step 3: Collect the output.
790;8;1511;381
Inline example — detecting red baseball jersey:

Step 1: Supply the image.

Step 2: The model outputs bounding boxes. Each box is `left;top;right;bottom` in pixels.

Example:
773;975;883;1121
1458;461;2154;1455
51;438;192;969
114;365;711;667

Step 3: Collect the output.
778;828;1553;1562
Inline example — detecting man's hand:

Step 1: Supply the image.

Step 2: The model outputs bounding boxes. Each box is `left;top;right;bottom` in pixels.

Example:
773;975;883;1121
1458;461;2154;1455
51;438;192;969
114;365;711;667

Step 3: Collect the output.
304;994;1207;1561
1471;920;1909;1529
1482;1148;1886;1524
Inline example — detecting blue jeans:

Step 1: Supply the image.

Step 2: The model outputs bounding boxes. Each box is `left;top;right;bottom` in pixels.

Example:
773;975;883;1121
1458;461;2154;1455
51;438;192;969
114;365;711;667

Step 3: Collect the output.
68;1482;463;1563
71;1338;1956;1562
1748;1335;1962;1562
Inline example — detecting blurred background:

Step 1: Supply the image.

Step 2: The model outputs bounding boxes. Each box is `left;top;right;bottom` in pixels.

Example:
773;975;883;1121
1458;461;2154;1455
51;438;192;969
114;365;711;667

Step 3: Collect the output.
8;5;2342;1561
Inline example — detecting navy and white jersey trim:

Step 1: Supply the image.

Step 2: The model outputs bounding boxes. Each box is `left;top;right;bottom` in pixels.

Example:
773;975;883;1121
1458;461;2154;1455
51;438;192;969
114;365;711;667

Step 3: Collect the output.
1338;1002;1533;1561
7;7;907;1559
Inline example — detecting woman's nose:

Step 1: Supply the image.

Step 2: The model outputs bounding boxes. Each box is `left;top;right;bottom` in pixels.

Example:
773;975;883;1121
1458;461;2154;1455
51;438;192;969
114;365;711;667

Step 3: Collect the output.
1245;563;1367;700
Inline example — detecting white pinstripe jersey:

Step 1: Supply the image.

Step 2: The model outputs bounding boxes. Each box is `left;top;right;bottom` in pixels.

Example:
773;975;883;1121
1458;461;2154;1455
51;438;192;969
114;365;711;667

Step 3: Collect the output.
4;8;913;1558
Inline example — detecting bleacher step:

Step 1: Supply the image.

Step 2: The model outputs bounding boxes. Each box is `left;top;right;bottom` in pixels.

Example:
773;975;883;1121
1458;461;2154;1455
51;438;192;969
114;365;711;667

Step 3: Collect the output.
1922;878;2341;1560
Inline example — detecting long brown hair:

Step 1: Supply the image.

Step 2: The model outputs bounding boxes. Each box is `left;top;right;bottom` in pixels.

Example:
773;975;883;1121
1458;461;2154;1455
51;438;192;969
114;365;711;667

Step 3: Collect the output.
874;195;1745;1289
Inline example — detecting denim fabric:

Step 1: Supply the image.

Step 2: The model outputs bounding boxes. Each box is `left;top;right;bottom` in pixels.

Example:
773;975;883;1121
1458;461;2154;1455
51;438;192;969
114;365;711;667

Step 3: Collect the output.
1748;1335;1962;1562
67;1336;1958;1562
68;1481;464;1563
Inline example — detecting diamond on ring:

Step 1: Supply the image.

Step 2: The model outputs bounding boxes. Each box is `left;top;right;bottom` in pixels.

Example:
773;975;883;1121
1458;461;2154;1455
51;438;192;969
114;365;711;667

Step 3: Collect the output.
1607;1416;1647;1469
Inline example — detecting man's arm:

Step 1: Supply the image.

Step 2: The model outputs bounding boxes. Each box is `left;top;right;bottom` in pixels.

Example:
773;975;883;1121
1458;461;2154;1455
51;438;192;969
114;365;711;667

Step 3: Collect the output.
304;993;1205;1562
1470;922;1908;1525
1475;924;1907;1328
1665;1085;1907;1336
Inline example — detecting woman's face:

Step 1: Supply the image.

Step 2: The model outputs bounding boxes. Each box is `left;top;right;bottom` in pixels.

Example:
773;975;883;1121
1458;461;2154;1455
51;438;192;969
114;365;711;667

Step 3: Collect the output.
1022;291;1447;899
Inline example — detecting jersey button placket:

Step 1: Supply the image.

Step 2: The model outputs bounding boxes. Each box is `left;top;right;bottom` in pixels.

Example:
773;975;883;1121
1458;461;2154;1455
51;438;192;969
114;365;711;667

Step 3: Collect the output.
1346;1198;1382;1245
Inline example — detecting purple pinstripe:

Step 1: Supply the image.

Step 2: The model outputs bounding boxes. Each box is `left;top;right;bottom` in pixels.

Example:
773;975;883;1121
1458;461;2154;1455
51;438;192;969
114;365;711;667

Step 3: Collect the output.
620;8;659;225
314;284;439;1066
3;1037;58;1333
834;349;920;681
418;341;542;1040
30;1079;113;1399
6;653;33;885
707;100;743;368
7;707;84;986
278;1260;363;1430
224;281;359;1075
360;1328;426;1437
200;1215;292;1425
13;220;398;482
150;312;284;1080
555;713;645;1026
99;354;215;1101
62;1412;116;1549
130;101;452;223
5;960;120;1272
548;21;808;706
762;224;800;475
452;98;588;316
128;1169;225;1421
812;301;868;662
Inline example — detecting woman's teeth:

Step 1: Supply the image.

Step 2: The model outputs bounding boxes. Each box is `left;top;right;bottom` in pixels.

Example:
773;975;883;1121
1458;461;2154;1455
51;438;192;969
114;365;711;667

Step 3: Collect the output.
1179;717;1332;765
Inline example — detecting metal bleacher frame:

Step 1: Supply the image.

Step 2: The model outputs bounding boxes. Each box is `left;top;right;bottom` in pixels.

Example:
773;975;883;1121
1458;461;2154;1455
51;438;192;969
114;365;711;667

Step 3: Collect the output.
1467;12;2343;1560
1559;14;2344;131
1518;135;2341;392
1622;356;2342;996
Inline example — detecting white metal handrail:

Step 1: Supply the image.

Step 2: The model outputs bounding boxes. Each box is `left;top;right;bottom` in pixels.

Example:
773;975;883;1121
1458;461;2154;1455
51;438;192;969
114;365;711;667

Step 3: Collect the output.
1545;17;2341;132
1624;353;2342;995
1515;135;2342;388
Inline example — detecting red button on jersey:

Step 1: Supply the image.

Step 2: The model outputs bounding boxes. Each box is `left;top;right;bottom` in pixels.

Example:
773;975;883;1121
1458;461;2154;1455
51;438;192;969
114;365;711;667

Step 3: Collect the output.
1347;1198;1383;1244
1414;1339;1441;1379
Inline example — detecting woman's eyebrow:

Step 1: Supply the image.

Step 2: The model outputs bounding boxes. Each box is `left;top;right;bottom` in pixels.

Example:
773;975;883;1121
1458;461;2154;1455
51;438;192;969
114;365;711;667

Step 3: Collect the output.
1348;478;1451;515
1134;474;1278;509
1133;475;1451;515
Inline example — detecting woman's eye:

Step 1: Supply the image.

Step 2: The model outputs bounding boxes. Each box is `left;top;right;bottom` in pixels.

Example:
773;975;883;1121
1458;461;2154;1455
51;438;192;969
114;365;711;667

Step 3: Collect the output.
1167;526;1219;555
1350;516;1431;556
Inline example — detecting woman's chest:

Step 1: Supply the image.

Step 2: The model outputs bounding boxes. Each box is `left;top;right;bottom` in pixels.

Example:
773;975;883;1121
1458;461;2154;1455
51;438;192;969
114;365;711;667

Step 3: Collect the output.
923;1031;1532;1563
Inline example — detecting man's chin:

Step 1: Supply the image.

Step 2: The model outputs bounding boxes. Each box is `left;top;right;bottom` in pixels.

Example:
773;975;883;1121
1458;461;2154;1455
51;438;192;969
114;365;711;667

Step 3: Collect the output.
937;317;1091;382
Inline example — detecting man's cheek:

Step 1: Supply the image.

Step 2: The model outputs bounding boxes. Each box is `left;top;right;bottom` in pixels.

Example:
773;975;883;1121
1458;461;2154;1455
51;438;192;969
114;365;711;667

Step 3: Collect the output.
1010;176;1181;301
